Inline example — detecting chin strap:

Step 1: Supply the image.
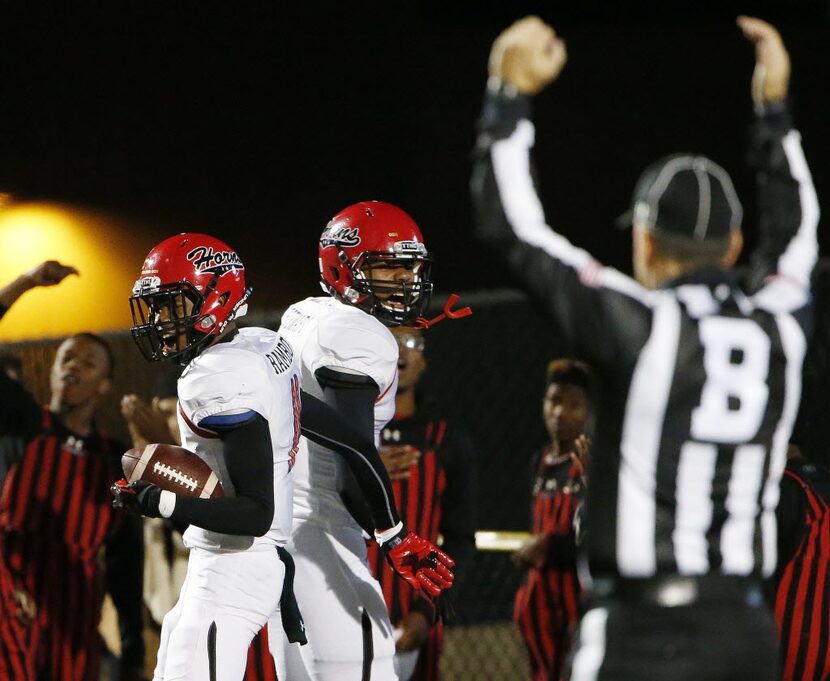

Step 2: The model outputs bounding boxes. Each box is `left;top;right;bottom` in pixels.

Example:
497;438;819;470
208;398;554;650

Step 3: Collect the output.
414;294;473;329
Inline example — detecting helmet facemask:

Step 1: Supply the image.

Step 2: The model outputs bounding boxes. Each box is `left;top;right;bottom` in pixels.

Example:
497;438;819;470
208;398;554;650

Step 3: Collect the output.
130;281;214;364
131;233;252;365
349;253;433;326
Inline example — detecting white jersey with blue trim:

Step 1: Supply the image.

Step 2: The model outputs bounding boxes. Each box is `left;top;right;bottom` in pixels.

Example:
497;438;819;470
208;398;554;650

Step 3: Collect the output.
279;296;398;528
176;327;302;552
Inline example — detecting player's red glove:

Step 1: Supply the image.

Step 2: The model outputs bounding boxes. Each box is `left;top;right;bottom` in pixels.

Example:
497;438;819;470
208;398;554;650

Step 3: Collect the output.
110;478;162;517
381;527;455;598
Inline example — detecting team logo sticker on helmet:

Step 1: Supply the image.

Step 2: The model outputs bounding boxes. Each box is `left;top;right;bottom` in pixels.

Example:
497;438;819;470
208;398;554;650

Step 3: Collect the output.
186;246;244;275
320;225;361;248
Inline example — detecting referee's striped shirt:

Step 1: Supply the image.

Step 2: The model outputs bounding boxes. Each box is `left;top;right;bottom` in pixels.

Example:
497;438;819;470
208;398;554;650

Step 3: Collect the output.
472;96;819;581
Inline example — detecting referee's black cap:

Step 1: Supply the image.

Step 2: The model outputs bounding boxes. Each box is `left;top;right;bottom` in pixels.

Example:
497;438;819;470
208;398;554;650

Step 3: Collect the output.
615;154;743;241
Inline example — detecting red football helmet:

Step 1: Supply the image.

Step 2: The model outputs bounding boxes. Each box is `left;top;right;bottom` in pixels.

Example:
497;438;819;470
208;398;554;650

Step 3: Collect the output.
318;201;433;325
129;233;252;363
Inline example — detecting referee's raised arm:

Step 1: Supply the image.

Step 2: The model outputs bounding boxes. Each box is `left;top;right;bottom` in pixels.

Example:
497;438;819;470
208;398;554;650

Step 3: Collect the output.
738;17;820;306
472;15;820;681
471;17;655;373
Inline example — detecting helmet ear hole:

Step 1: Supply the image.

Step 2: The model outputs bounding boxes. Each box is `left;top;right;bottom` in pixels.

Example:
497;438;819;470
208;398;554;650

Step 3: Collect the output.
218;292;230;307
328;266;340;282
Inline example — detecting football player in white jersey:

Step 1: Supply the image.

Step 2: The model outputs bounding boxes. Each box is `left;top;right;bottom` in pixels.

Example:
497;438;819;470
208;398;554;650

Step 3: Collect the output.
113;232;452;681
276;201;455;681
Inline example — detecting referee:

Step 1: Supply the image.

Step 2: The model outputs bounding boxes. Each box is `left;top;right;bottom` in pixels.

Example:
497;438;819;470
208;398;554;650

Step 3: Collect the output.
471;15;820;681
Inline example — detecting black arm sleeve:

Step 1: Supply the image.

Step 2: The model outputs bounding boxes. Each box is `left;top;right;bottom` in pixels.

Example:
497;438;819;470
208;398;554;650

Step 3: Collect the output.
314;366;377;436
104;512;146;669
776;472;808;570
0;369;44;442
471;88;654;373
300;386;400;531
411;426;479;620
434;427;478;589
544;520;579;570
745;101;805;292
170;414;275;536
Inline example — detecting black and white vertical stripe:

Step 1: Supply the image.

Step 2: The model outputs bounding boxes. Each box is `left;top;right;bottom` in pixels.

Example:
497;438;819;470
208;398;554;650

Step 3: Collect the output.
483;117;819;580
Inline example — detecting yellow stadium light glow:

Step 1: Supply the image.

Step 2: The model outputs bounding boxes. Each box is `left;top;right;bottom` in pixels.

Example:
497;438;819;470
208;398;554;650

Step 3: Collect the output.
0;202;156;342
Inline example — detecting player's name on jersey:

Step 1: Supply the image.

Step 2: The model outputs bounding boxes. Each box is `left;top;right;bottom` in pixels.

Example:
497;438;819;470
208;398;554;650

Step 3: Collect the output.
266;337;294;375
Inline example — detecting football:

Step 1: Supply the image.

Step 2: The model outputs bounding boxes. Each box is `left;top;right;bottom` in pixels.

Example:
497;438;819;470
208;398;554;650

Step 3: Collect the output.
121;443;224;499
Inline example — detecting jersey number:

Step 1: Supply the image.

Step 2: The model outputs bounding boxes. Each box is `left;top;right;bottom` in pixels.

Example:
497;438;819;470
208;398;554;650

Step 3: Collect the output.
690;316;771;443
677;316;772;574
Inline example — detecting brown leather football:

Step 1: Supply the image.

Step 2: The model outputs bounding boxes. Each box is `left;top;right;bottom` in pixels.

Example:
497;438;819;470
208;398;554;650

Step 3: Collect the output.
121;443;224;499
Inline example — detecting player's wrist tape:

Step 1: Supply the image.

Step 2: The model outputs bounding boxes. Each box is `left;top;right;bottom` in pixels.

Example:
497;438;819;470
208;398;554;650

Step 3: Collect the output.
158;490;176;519
375;521;404;546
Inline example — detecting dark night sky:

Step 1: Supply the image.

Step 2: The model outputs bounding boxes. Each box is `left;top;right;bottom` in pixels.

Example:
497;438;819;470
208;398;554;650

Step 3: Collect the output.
0;1;827;312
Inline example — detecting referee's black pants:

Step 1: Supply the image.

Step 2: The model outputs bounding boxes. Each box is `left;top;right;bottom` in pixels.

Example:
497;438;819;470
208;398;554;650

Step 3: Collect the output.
566;577;780;681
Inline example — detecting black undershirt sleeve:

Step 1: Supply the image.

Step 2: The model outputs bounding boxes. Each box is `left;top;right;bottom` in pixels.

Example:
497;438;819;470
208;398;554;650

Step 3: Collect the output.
170;414;275;536
411;426;479;621
0;369;47;490
104;511;146;670
776;473;808;569
300;381;400;532
0;368;44;442
435;427;478;590
313;366;377;436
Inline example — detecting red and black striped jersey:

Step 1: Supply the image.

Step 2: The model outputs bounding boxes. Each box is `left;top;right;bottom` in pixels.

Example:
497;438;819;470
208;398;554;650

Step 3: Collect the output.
0;371;144;681
0;541;34;681
775;459;830;681
515;448;583;681
366;411;477;681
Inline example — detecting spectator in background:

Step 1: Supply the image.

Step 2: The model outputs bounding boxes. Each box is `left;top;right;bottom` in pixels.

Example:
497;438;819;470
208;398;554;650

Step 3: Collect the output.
0;261;145;681
0;352;22;382
773;447;830;681
121;368;181;450
121;368;187;630
366;325;478;681
513;359;591;681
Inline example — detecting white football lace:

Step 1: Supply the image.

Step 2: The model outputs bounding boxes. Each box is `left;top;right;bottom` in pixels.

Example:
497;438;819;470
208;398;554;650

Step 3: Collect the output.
152;461;198;493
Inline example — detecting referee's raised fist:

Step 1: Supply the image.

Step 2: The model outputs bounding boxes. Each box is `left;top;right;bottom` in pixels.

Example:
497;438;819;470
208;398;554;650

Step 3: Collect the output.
737;16;790;104
489;16;567;95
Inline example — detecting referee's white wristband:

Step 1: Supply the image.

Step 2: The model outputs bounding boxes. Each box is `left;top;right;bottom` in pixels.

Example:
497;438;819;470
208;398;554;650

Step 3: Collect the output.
158;490;177;519
374;521;404;545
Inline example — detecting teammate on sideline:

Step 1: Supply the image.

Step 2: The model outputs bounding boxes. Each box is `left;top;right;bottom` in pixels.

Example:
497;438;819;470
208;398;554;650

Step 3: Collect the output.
513;359;590;681
366;325;479;681
472;16;819;681
114;233;453;681
272;201;451;681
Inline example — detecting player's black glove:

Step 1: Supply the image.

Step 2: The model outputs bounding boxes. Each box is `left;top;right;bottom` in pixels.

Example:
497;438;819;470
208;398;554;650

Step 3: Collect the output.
381;527;455;598
110;478;162;518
